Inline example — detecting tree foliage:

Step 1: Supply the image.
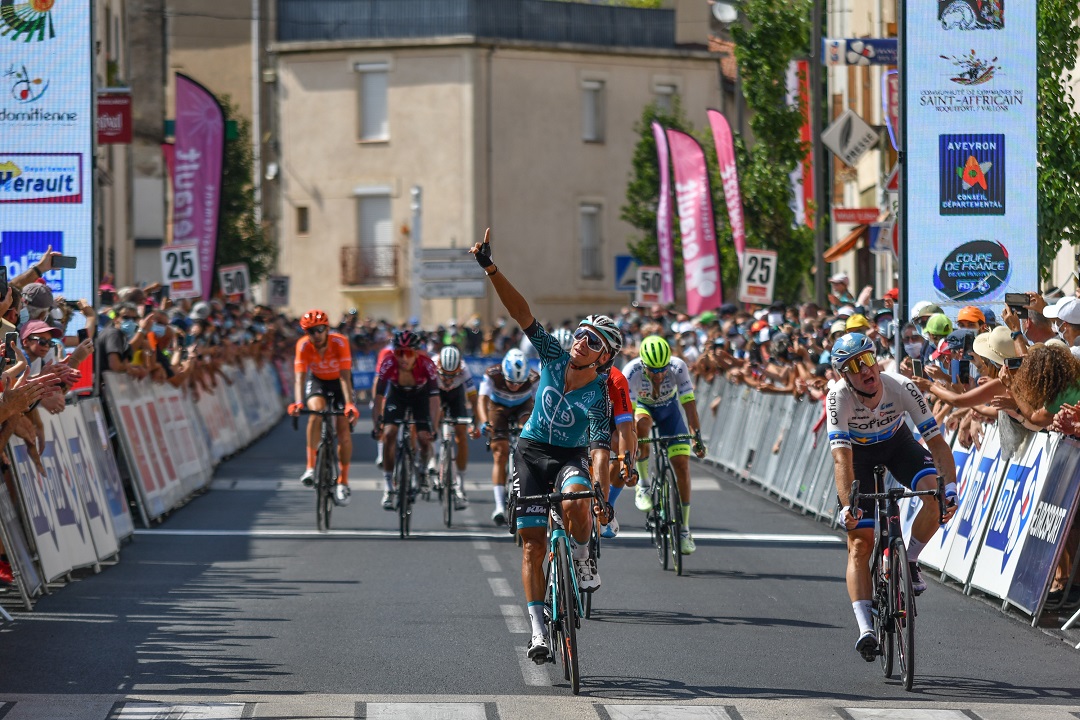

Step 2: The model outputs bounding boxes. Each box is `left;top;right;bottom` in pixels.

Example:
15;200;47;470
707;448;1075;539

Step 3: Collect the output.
214;97;276;288
1037;0;1080;280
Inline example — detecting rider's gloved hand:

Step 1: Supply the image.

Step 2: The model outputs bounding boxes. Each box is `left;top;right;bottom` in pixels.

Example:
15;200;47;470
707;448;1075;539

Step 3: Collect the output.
692;429;707;459
482;421;492;437
344;403;360;423
371;416;383;440
472;229;494;268
944;482;958;508
288;402;304;417
839;505;862;530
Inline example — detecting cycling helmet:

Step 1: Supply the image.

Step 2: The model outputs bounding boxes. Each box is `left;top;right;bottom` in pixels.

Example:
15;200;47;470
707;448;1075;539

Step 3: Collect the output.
578;314;622;356
393;329;422;350
439;345;462;373
830;332;875;374
639;335;671;369
552;328;574;352
502;349;529;383
299;309;329;330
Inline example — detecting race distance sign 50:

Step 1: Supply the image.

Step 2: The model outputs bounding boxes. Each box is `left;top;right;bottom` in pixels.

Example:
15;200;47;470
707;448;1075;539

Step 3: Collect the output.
903;0;1034;310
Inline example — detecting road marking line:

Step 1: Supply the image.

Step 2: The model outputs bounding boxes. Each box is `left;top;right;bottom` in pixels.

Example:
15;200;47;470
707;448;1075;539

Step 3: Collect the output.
362;701;489;720
840;712;975;720
133;528;842;544
209;479;727;492
111;702;250;719
488;577;514;597
515;647;553;686
600;705;736;720
499;604;530;634
477;554;502;573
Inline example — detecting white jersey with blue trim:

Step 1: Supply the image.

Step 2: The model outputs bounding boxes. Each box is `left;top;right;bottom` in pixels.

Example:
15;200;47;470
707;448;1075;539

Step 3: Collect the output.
622;357;695;407
826;371;940;451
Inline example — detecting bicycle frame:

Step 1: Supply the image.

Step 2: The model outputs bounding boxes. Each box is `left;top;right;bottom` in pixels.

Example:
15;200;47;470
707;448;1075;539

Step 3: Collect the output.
292;408;347;532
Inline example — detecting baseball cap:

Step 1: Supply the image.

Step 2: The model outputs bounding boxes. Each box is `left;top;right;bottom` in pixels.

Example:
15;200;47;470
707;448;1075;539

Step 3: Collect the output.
884;288;899;301
829;320;848;336
22;282;53;310
836;305;856;318
944;329;975;353
1043;297;1080;325
19;319;62;343
972;326;1020;365
845;313;871;331
924;313;953;337
930;338;951;360
957;306;985;324
911;301;943;319
189;301;212;321
829;272;849;284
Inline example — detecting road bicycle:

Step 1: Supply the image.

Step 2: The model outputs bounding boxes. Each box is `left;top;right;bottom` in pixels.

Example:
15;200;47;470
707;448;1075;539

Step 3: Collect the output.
390;408;427;539
292;408;348;533
516;481;603;695
851;465;944;691
485;419;521;536
639;431;694;576
436;415;473;528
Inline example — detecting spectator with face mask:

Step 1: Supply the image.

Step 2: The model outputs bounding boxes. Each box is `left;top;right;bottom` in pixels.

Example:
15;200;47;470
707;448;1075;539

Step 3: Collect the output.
96;302;147;381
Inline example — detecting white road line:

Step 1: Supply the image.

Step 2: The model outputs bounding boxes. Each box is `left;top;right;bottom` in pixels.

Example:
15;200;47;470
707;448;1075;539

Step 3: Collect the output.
112;702;249;719
842;711;974;720
488;577;514;597
472;539;492;550
364;702;489;720
208;479;726;492
499;604;530;634
515;647;553;686
602;706;735;720
477;554;502;573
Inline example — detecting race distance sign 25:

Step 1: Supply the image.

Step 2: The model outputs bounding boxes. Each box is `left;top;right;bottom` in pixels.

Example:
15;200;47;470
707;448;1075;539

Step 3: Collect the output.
737;248;777;305
161;244;202;299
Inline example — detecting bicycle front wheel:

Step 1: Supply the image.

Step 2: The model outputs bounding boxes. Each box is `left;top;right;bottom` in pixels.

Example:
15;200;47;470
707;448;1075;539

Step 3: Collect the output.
315;444;332;532
440;441;454;528
665;466;683;576
891;539;916;691
650;474;667;569
875;555;894;678
556;540;580;694
395;447;411;539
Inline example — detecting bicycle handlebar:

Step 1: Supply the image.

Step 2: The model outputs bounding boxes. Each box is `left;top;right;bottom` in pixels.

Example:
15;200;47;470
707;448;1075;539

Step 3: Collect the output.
440;417;474;425
291;408;348;430
850;465;948;523
638;434;695;444
516;488;600;505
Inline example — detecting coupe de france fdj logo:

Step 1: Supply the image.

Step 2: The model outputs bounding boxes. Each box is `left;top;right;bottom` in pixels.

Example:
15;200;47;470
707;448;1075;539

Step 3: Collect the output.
939;134;1004;216
0;230;63;292
959;451;999;558
984;450;1041;571
933;239;1011;302
0;153;81;202
5;64;47;103
939;0;1003;30
0;0;57;42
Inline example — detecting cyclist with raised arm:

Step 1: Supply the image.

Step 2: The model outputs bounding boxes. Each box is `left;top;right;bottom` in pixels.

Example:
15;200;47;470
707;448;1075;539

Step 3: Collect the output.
470;229;616;665
288;310;360;507
827;333;958;661
478;348;539;525
624;335;706;554
435;345;481;510
373;330;441;510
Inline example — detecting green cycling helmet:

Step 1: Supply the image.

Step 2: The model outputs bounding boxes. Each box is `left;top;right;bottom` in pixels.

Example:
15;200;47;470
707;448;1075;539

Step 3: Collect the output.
639;335;671;369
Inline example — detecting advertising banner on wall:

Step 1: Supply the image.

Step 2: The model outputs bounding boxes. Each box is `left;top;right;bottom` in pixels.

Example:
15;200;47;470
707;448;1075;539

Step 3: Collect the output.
903;0;1034;311
0;2;93;304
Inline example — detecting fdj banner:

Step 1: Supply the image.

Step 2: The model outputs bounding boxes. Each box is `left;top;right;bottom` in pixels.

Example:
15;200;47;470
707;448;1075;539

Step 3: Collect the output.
173;74;225;301
903;1;1034;309
0;2;93;303
665;129;723;315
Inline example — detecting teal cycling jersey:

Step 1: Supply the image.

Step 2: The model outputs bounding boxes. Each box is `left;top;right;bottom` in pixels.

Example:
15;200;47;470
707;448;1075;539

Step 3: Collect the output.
520;321;611;450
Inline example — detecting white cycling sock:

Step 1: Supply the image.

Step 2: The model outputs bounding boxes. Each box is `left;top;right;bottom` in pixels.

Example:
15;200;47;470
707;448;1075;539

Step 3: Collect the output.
375;444;383;464
572;543;589;561
527;602;545;636
383;472;393;492
907;538;927;563
493;484;506;510
455;471;465;487
852;600;874;634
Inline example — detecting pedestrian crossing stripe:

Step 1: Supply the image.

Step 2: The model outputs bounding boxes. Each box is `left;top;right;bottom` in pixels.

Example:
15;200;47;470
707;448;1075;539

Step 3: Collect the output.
109;702;252;719
358;702;496;720
597;706;740;720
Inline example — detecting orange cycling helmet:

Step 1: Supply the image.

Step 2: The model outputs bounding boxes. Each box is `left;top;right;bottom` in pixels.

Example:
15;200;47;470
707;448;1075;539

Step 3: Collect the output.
299;309;330;330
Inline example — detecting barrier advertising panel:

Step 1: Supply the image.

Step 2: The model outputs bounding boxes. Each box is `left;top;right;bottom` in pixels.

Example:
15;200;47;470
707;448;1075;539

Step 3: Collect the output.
943;424;1006;585
919;438;977;571
56;411;119;560
80;399;134;539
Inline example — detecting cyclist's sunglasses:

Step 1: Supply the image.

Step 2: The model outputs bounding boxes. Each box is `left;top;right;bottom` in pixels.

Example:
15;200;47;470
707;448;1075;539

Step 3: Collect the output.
395;347;416;357
306;326;328;335
840;350;877;375
646;364;668;374
573;327;606;353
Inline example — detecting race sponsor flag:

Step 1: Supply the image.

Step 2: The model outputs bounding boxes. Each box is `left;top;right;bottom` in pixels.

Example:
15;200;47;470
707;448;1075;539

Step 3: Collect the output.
706;109;746;266
651;121;676;304
172;74;225;301
665;128;724;315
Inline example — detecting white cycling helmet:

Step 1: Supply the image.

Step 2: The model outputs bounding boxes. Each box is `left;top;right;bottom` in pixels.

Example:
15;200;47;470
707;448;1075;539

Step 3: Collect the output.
502;349;529;383
552;328;574;352
439;345;462;373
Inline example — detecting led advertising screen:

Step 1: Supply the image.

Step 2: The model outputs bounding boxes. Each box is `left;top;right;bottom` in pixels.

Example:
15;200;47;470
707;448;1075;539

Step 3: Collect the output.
903;1;1035;313
0;2;93;302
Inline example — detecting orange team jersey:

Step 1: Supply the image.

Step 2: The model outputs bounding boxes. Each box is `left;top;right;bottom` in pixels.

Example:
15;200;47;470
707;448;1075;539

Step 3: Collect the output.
607;366;634;426
295;332;352;381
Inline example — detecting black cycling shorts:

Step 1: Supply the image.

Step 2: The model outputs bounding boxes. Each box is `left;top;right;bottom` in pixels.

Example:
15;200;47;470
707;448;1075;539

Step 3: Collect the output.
304;375;346;411
383;385;434;432
512;438;591;531
440;385;469;420
844;423;937;531
490;400;533;442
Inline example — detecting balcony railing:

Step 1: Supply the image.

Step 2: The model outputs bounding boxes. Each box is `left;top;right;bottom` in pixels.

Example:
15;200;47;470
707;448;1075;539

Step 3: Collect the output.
341;245;398;286
277;0;676;49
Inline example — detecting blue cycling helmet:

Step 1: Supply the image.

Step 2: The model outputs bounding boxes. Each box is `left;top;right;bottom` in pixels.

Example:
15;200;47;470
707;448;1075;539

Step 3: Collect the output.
830;332;875;374
502;349;529;383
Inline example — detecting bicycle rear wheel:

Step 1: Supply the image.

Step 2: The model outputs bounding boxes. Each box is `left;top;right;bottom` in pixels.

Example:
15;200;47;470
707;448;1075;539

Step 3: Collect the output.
556;540;580;694
874;555;894;678
440;441;454;528
665;467;683;576
891;539;916;691
583;521;600;619
650;473;668;569
395;446;411;539
315;444;332;532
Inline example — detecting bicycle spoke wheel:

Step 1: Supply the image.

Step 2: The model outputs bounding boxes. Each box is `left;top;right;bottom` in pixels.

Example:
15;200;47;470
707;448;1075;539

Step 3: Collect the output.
651;476;668;569
665;468;683;576
440;442;454;528
395;448;410;539
875;557;894;678
557;541;580;694
891;540;916;691
315;445;330;532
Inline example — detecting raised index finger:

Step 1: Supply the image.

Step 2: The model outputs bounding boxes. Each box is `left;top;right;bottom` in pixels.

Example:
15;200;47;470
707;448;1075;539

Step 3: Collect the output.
483;228;490;245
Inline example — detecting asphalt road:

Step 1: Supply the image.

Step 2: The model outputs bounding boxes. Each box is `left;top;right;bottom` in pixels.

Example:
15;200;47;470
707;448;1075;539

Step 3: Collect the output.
1;417;1078;720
